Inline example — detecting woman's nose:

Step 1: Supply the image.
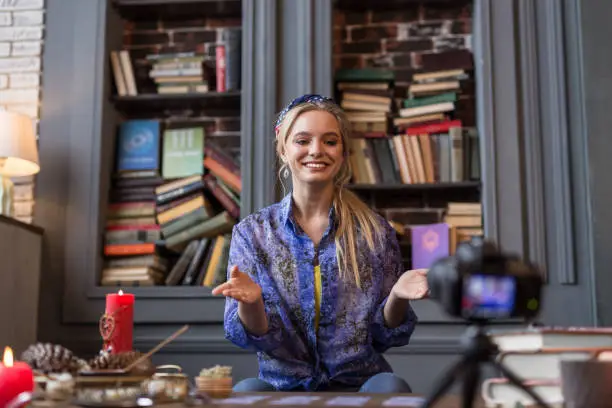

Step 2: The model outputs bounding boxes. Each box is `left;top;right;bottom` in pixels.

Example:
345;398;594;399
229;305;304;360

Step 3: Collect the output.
309;140;323;156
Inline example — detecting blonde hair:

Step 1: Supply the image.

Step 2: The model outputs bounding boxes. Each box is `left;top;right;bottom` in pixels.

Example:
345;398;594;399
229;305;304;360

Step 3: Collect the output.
275;99;385;287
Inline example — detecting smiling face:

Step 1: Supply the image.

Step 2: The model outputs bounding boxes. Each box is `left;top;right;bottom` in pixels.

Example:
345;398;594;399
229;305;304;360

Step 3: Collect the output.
282;109;345;187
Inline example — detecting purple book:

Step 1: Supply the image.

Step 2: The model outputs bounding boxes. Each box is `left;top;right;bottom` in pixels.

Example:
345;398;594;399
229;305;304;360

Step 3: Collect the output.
411;223;450;269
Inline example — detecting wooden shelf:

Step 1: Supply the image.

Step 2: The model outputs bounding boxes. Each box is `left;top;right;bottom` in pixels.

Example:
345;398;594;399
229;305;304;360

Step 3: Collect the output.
111;92;241;118
347;181;481;191
88;286;217;299
112;0;242;21
334;0;470;11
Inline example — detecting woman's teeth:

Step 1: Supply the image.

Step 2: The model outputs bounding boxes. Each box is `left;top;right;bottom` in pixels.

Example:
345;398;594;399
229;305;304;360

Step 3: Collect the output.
304;163;326;169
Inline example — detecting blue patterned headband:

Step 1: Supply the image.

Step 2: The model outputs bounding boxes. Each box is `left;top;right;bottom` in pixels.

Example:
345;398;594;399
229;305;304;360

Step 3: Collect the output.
275;94;336;132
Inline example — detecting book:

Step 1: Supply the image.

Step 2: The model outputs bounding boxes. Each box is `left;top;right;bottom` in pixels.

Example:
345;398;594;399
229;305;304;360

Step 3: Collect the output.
115;120;160;172
410;223;452;269
162;127;205;179
490;327;612;352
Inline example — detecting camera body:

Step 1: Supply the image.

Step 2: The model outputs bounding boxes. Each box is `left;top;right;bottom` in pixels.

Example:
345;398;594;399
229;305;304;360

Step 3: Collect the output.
426;237;543;322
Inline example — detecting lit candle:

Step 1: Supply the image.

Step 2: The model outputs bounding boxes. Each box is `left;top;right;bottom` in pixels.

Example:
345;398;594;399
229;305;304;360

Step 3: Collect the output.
103;289;135;354
0;347;34;407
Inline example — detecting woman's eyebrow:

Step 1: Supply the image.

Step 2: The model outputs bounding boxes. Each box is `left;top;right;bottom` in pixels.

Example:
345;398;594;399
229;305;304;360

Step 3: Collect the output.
292;131;312;138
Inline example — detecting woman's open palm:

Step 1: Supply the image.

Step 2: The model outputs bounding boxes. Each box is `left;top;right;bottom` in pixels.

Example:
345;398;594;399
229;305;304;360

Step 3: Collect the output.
392;268;429;300
212;266;262;304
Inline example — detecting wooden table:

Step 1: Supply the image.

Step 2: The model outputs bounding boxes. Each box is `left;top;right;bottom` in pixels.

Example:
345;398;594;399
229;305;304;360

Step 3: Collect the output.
30;392;486;408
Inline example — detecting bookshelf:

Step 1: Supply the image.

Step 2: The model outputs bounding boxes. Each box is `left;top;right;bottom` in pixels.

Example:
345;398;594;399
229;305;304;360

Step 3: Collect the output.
332;0;481;271
100;0;244;293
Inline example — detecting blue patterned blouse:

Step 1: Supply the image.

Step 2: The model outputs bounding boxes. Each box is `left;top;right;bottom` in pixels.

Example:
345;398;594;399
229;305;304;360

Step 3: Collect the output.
223;193;418;391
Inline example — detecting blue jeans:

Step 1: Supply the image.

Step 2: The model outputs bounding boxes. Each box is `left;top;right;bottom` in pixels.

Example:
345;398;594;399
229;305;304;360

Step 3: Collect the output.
233;373;412;393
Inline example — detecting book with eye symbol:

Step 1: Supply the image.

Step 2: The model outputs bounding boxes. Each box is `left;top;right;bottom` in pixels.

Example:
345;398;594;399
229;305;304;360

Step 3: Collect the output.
115;119;160;173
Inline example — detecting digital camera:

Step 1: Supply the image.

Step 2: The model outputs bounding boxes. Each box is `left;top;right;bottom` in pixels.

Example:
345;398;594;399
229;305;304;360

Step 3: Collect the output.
426;237;543;322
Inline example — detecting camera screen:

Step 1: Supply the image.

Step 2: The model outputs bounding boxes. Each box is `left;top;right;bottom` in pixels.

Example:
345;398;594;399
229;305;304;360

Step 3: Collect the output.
461;274;516;319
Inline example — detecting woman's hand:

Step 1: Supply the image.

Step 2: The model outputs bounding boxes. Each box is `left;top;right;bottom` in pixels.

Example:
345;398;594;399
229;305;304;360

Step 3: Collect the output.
391;268;429;300
212;265;263;304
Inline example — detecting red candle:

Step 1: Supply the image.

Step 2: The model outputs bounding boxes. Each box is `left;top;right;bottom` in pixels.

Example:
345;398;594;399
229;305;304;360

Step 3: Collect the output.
0;347;34;407
104;289;135;354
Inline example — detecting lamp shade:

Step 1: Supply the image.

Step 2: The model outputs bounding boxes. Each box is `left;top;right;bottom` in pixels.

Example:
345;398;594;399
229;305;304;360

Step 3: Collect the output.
0;110;39;177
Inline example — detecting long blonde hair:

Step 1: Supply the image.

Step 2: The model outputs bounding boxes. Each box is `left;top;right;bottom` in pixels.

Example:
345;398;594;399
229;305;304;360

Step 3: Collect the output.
275;99;385;287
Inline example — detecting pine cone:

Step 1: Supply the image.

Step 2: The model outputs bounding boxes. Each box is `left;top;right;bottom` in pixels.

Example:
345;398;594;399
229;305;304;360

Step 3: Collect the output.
88;350;153;375
21;343;88;374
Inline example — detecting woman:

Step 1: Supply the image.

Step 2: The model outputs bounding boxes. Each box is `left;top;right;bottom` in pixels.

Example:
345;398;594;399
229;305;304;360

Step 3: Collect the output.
212;94;429;393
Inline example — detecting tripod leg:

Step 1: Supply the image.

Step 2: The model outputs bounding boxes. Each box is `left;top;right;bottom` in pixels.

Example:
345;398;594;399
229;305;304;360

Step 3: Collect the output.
461;363;479;408
493;360;553;408
421;356;467;408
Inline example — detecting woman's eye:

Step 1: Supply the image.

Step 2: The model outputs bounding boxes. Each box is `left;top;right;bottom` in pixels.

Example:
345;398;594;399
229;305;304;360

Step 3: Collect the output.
295;139;308;145
325;140;338;146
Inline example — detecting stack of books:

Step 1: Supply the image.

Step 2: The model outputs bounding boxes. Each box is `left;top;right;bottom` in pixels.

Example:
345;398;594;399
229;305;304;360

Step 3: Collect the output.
443;202;483;241
101;119;166;286
146;52;209;95
482;326;612;406
394;68;470;130
102;201;167;286
154;174;235;286
335;70;393;137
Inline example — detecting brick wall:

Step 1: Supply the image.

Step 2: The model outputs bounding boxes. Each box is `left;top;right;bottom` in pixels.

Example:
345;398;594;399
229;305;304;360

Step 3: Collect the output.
333;1;473;89
0;0;45;224
122;16;242;158
333;1;478;236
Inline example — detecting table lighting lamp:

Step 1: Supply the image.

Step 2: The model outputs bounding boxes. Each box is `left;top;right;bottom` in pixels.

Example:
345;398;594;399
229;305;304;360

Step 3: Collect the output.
0;111;39;216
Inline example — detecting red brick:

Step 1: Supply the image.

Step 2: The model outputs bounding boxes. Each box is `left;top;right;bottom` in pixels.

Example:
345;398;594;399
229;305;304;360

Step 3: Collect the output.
351;25;398;41
390;67;418;83
434;36;467;52
450;19;473;35
333;10;345;27
392;53;412;67
335;27;348;42
334;55;364;70
125;21;161;32
371;9;419;24
385;39;433;53
422;1;472;20
173;30;217;45
348;11;371;25
205;17;242;28
342;41;382;54
162;19;206;29
124;32;170;47
125;46;158;61
363;54;393;69
420;49;473;71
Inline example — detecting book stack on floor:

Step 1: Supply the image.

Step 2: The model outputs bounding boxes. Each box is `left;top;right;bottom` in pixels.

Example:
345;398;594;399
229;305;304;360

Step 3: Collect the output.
481;326;612;407
146;52;209;95
101;119;167;286
443;202;482;241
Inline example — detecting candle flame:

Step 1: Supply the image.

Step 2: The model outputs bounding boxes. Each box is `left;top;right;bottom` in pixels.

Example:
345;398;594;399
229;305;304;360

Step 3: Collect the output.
118;289;124;295
3;346;13;367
